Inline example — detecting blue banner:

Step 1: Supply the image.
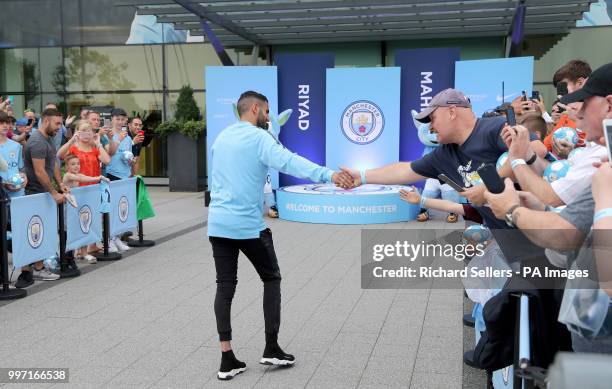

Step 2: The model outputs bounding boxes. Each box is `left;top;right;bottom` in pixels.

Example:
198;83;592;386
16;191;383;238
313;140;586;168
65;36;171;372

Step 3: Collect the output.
276;184;419;224
109;178;137;236
205;66;278;187
66;185;103;251
395;47;460;163
275;52;334;186
325;67;401;172
455;57;534;117
10;193;58;268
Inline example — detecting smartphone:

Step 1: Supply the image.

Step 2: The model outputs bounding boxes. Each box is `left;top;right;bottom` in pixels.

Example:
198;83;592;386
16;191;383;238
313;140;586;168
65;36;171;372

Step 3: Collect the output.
103;118;110;128
556;82;568;96
438;174;465;192
603;118;612;164
121;126;127;133
531;90;540;101
477;163;506;194
521;90;527;102
27;118;33;126
138;130;145;136
506;106;517;126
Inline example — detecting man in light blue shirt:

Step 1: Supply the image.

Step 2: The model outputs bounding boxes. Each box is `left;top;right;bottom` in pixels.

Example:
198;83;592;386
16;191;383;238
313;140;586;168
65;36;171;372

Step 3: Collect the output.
208;91;351;380
0;114;26;198
105;108;133;181
104;108;133;253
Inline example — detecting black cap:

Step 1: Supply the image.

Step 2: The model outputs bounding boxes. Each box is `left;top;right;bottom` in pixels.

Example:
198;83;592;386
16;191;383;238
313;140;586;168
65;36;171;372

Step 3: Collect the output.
561;62;612;105
110;107;127;117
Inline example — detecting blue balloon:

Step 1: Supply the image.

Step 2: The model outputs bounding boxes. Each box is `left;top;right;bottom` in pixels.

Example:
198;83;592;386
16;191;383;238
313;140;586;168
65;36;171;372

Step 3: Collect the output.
553;127;578;146
543;160;570;183
463;225;492;243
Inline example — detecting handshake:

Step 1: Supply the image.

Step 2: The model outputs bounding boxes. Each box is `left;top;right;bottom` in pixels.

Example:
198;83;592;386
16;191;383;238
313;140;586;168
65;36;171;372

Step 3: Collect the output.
330;167;363;189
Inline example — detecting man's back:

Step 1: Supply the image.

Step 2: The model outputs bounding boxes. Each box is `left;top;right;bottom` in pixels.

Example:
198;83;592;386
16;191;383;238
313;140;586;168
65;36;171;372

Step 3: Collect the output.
208;121;270;239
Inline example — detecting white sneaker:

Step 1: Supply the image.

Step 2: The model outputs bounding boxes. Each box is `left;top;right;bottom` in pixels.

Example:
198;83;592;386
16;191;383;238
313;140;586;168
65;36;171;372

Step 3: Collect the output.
84;254;97;264
32;267;60;281
114;238;131;252
107;239;120;253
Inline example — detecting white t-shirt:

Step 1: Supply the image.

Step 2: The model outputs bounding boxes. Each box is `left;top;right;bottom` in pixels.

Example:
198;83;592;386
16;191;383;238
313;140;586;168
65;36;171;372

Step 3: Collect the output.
550;142;607;205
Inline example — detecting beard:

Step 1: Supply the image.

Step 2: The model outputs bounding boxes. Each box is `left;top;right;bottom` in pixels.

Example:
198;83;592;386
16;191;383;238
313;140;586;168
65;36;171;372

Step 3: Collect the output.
256;111;268;130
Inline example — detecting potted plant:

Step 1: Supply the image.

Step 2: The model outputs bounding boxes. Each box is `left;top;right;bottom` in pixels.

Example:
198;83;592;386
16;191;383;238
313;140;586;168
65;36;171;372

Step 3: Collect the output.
155;86;206;191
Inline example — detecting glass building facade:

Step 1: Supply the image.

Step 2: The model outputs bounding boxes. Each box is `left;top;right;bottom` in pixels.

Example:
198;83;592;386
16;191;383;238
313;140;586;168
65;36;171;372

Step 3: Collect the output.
0;0;252;177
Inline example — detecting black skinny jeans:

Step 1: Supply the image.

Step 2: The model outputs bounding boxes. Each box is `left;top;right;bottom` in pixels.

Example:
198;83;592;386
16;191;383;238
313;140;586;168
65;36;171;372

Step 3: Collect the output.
209;228;281;342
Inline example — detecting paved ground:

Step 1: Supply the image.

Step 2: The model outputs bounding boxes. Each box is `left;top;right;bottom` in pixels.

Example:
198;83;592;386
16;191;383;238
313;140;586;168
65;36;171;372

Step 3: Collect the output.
1;188;485;388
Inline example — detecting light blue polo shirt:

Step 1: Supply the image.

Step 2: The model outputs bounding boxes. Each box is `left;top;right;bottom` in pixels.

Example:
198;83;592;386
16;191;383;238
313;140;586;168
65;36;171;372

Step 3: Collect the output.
0;138;25;197
106;133;133;179
208;121;333;239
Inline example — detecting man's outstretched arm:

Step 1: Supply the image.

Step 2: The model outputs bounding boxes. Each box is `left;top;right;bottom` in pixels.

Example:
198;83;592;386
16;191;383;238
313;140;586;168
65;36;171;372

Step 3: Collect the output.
341;162;427;186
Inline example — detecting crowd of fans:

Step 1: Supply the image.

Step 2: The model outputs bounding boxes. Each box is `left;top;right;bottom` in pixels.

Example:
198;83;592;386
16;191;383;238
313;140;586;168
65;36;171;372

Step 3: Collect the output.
0;99;149;289
396;59;612;380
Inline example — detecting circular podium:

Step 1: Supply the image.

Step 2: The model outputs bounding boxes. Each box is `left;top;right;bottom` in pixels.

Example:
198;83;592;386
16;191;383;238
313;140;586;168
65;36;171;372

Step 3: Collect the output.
276;184;420;224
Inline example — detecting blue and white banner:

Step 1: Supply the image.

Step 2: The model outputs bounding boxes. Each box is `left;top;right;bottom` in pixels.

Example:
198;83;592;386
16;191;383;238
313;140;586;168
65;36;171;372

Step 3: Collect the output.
109;178;137;237
455;57;534;117
66;185;102;251
275;52;334;186
205;66;279;187
325;67;401;171
277;184;419;224
395;47;460;163
10;193;58;268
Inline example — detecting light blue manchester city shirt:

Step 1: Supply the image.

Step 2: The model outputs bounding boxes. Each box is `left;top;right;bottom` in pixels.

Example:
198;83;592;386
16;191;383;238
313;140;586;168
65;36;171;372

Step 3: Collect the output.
208;121;334;239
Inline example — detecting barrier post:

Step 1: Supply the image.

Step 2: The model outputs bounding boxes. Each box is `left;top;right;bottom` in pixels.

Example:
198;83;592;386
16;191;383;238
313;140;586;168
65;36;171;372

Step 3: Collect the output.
127;220;155;248
58;202;80;278
96;212;121;261
127;178;154;248
0;191;26;300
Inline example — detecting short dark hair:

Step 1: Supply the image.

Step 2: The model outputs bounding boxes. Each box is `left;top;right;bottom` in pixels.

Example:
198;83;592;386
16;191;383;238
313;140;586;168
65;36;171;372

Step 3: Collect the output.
111;108;127;117
0;110;9;123
520;113;548;140
129;116;142;124
237;91;268;116
553;60;592;87
42;107;62;118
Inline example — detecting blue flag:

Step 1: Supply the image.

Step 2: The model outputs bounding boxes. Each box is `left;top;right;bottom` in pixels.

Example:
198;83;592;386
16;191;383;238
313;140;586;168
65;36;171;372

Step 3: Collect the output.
109;178;137;236
66;185;103;251
10;193;58;268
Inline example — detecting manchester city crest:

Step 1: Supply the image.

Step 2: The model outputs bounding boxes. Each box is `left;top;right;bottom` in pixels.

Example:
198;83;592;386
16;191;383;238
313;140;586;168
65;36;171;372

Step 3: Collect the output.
27;215;44;249
118;196;129;223
340;100;384;145
79;205;92;233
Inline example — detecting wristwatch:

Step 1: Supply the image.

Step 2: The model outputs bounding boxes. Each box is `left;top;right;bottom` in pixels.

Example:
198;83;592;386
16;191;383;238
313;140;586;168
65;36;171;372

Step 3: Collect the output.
505;204;521;228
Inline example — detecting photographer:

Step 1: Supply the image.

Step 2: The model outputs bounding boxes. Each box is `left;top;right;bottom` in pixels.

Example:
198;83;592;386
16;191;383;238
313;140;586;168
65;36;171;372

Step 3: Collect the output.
127;116;146;176
12;116;35;145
